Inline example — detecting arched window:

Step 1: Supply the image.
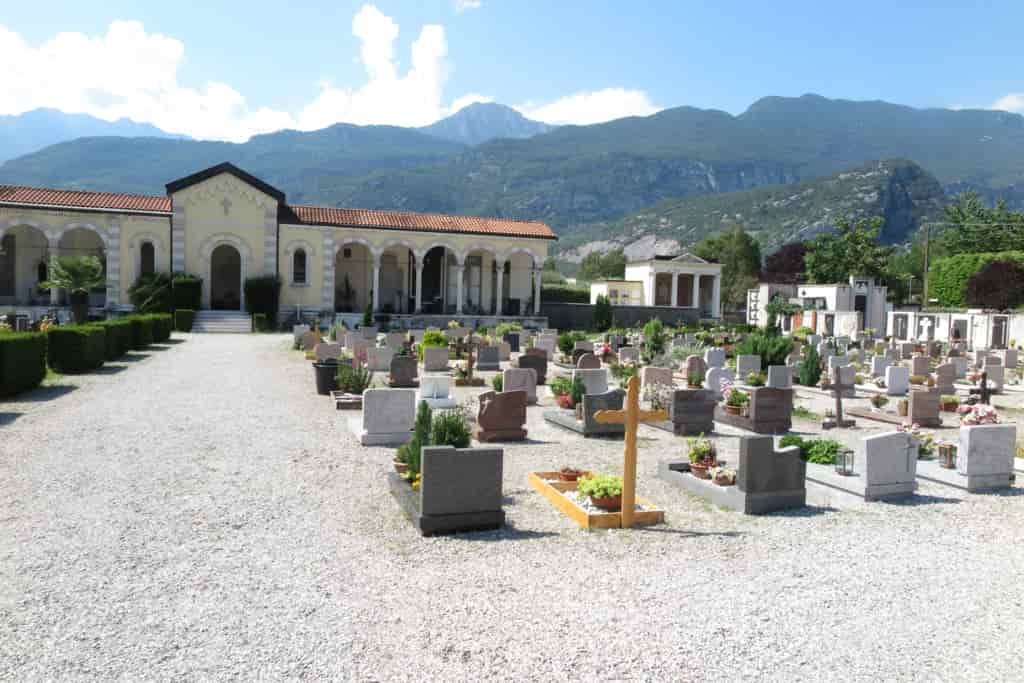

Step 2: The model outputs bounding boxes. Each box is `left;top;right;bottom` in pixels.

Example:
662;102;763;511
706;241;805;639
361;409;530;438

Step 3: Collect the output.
293;249;307;284
140;242;155;277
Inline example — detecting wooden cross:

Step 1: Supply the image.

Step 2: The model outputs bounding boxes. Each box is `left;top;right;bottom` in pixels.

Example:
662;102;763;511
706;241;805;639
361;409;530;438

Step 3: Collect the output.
593;374;667;528
824;365;855;429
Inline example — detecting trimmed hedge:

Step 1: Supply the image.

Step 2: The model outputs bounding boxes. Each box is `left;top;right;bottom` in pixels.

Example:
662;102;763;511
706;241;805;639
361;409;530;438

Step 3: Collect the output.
253;312;268;332
0;332;47;396
172;275;203;310
144;313;173;342
92;319;134;360
123;316;154;350
47;325;106;373
928;251;1024;307
244;275;282;327
175;309;195;332
541;284;590;303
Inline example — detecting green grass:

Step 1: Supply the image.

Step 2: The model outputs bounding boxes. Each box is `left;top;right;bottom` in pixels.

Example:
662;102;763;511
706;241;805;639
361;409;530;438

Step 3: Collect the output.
792;406;821;421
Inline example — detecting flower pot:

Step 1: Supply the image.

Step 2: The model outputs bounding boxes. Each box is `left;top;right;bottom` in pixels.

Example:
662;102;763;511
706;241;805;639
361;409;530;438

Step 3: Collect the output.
897;400;908;417
940;402;958;412
688;384;702;390
724;404;741;416
558;468;585;482
590;495;622;511
312;361;339;395
689;462;711;479
393;461;409;474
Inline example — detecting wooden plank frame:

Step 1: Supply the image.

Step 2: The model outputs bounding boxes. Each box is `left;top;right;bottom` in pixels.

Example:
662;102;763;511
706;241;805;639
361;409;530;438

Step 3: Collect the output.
528;471;664;530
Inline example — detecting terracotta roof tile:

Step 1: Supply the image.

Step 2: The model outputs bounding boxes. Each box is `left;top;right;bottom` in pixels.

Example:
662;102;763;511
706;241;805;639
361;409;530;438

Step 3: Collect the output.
283;205;557;240
0;185;171;214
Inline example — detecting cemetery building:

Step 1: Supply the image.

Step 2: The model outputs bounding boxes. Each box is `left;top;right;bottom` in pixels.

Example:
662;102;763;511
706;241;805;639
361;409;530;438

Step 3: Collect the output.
589;253;723;318
0;163;556;322
747;276;889;336
887;308;1023;350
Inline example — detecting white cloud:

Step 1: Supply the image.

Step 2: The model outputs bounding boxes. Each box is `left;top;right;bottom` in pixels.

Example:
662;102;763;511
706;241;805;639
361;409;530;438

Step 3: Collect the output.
0;7;657;141
992;93;1024;113
454;0;483;13
517;88;660;125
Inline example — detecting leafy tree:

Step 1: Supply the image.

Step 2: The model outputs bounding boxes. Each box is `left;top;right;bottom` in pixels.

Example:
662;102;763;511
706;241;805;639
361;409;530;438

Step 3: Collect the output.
735;331;793;370
693;224;762;309
577;248;626;282
966;259;1024;310
940;192;1024;256
804;217;891;284
593;294;613;332
41;255;105;323
641;318;667;363
128;272;173;313
882;241;926;304
764;294;800;330
763;242;808;283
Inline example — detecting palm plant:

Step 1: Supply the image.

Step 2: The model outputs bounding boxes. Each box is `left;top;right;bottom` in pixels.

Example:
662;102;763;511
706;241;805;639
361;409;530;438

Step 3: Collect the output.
41;256;105;323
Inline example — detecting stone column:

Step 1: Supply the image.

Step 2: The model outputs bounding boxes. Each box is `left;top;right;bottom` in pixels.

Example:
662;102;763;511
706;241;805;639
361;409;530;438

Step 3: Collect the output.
456;265;465;314
533;268;542;315
647;272;656;306
494;261;504;316
48;237;60;305
670;272;679;307
692;273;701;310
371;257;381;313
104;221;121;309
711;275;722;318
321;235;335;313
415;262;424;313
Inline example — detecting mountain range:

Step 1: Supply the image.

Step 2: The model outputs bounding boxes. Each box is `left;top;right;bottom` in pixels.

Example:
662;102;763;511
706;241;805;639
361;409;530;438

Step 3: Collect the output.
2;95;1023;258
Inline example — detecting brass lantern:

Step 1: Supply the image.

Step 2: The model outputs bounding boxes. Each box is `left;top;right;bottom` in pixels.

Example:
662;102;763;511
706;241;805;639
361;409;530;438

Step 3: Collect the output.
835;447;855;476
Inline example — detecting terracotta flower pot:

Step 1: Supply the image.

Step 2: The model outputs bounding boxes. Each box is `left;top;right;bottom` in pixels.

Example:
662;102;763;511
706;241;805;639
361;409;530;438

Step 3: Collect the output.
590;495;622;511
689;462;711;479
688;384;702;390
558;468;585;482
724;404;741;416
393;461;409;474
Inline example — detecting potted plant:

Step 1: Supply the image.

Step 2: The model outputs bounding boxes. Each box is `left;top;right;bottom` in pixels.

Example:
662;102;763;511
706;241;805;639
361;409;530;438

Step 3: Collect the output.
577;474;624;511
687;369;703;390
870;394;888;410
686;433;716;478
570;373;586;420
939;394;959;412
710;466;736;486
746;371;765;387
558;466;586;482
723;387;748;416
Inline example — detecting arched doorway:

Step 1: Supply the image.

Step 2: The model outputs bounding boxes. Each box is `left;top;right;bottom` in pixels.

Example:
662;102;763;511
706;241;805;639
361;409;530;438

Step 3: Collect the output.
210;244;241;310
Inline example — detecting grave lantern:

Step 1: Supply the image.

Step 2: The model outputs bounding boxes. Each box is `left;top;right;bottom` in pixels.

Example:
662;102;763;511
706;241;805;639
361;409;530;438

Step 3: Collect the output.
938;441;957;469
834;447;855;476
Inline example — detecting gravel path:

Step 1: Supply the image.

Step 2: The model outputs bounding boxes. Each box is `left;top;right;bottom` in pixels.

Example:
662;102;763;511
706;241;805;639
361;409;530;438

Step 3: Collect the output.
2;333;1023;681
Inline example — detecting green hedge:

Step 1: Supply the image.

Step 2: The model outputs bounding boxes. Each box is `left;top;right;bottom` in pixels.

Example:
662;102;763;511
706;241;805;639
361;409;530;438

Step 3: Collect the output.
123;316;153;350
928;251;1024;307
172;275;203;310
47;325;106;373
253;313;268;332
0;332;47;396
244;275;282;327
541;284;590;303
91;319;134;360
175;309;195;332
144;313;172;342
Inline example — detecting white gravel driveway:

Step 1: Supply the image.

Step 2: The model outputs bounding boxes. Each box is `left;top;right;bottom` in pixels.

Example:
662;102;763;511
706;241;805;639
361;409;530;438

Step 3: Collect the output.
2;333;1023;681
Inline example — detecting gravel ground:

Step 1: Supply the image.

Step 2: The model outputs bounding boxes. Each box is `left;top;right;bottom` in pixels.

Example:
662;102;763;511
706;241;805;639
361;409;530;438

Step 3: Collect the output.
2;333;1023;681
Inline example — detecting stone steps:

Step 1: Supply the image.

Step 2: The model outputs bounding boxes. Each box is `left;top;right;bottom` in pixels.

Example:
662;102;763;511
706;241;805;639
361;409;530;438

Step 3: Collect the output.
192;310;252;333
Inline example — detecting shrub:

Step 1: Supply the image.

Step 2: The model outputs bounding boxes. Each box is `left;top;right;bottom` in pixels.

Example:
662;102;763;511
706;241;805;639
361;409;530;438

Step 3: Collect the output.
402;401;433;475
805;439;842;465
336;363;373;395
735;331;793;370
541;284;590;303
792;326;814;342
128;273;173;312
577;474;623;500
491;374;503;392
122;316;153;350
418;330;448;361
174;309;195;332
495;322;522;338
558;331;587;357
966;259;1024;310
0;332;47;396
799;345;821;386
549;376;573;397
430;410;472;449
172;274;203;310
746;372;766;387
47;325;106;373
91;319;133;359
143;313;173;343
362;303;373;327
570;373;586;407
928;251;1024;307
243;275;282;327
641;318;667;364
593;294;613;332
253;313;268;332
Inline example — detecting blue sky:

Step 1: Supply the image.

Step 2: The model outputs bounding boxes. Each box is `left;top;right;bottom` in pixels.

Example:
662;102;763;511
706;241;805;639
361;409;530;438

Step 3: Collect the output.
2;1;1022;141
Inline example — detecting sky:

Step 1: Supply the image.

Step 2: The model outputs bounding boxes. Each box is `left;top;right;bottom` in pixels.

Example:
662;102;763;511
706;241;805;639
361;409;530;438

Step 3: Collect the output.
2;0;1023;142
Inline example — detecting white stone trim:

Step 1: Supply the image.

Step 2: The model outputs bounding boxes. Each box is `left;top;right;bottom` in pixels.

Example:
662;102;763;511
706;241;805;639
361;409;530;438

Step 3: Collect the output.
321;234;335;311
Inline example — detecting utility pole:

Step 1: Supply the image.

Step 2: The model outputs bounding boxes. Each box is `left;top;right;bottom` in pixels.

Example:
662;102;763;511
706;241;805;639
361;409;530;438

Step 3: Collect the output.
922;222;931;305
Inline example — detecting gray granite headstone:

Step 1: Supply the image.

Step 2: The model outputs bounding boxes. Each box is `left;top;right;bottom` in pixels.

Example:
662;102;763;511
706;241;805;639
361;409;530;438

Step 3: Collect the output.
477;345;500;371
516;354;547;385
704;348;726;368
419;445;504;519
910;356;930;376
361;388;415;445
640;366;674;391
958;424;1015;487
573;368;609;395
619;347;639;364
576;352;600;369
704;367;735;400
669;389;716;435
503;367;537;404
860;431;917;498
423;346;450;372
736;354;762;377
367;347;395;372
389;355;418;388
766;365;792;389
870;356;889;377
885;366;909;396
